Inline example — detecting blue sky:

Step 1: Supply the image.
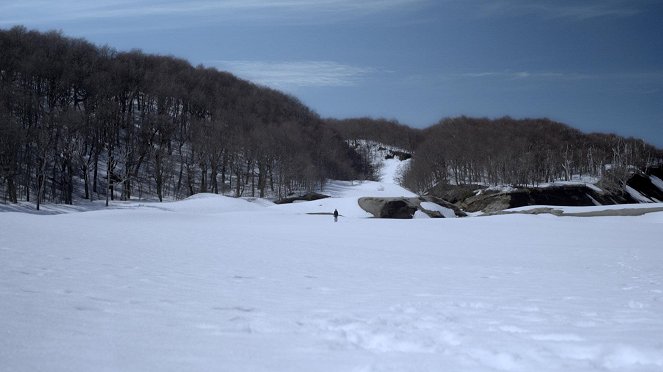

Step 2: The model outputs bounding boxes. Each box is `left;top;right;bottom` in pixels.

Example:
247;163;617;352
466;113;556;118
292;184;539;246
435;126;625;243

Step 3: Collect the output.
1;0;662;146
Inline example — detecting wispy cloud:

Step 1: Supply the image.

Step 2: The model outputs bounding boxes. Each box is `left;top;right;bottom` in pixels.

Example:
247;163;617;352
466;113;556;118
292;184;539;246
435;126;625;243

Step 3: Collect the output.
474;0;652;20
611;72;663;81
457;71;591;81
0;0;428;25
208;60;378;88
458;70;663;82
405;70;663;86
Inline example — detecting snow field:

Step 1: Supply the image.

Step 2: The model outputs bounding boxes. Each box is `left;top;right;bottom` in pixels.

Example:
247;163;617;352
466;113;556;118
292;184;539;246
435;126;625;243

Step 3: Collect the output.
2;159;663;371
2;194;663;372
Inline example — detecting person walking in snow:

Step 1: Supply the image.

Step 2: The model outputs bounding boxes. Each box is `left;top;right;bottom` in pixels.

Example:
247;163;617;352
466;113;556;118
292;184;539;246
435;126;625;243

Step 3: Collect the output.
333;209;339;222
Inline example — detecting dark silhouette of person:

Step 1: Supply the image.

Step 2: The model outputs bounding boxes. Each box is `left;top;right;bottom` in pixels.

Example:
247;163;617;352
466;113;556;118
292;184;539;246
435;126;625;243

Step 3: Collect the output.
333;209;339;222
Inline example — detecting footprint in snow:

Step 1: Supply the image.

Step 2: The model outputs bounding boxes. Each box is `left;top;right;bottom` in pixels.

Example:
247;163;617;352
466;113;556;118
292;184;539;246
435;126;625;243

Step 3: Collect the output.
212;306;255;313
530;333;584;342
498;325;529;334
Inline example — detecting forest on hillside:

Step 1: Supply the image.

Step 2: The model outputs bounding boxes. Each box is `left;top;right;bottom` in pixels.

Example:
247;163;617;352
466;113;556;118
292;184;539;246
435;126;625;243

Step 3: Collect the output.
330;117;663;195
0;27;368;208
2;27;662;208
326;118;422;152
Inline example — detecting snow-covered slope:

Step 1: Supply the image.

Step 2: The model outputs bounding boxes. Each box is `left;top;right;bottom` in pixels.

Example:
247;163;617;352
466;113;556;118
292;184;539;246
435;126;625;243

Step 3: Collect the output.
275;157;415;218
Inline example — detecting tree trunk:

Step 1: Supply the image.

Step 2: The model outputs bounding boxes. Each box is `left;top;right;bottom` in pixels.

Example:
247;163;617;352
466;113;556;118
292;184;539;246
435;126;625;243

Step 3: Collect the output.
210;160;219;194
93;150;99;193
64;159;73;204
106;150;112;207
123;169;131;200
155;154;163;202
221;155;227;194
199;164;207;193
7;176;18;203
234;166;242;197
36;157;47;211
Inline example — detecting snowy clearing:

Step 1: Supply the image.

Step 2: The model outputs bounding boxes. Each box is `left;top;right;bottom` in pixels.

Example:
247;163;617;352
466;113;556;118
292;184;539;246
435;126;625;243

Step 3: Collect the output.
2;161;663;371
2;193;663;372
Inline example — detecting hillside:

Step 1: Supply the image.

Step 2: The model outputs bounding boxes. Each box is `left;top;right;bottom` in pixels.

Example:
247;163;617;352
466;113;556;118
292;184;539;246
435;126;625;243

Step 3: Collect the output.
2;27;662;212
330;117;663;209
0;26;367;208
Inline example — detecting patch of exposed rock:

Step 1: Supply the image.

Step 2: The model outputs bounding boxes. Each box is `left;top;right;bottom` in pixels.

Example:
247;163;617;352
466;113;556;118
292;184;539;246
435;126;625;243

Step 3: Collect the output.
431;166;663;213
427;184;483;204
626;168;663;202
358;196;466;219
274;192;330;204
458;185;632;213
419;196;467;217
358;197;416;218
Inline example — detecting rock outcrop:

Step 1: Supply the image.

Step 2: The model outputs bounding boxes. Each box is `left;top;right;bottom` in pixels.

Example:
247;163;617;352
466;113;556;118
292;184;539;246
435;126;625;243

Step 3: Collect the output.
430;166;663;213
625;166;663;202
274;192;330;204
358;197;417;219
458;185;626;213
358;196;465;218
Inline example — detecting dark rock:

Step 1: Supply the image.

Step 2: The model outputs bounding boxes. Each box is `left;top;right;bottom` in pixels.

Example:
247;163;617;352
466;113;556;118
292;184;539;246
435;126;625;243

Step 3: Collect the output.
428;184;483;204
380;200;417;219
358;197;417;219
460;185;629;213
626;168;663;202
427;165;663;213
524;186;606;206
419;196;467;217
649;165;663;180
358;196;465;218
460;191;511;213
384;149;412;161
392;150;412;161
274;192;330;204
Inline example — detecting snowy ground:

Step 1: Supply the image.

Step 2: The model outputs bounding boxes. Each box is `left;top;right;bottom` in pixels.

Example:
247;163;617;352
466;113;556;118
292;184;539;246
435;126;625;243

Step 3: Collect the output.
2;160;663;371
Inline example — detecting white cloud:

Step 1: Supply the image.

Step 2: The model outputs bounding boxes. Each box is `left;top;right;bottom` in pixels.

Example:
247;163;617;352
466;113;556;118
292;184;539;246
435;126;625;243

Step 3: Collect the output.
0;0;428;25
455;71;589;81
457;71;663;82
474;0;650;20
612;72;663;81
407;70;663;87
209;60;377;88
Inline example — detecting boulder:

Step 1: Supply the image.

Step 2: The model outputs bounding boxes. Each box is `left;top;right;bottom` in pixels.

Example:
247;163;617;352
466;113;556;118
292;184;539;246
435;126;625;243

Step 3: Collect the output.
427;184;483;204
274;192;330;204
460;191;512;213
381;199;418;219
358;196;465;218
358;197;417;219
420;196;467;217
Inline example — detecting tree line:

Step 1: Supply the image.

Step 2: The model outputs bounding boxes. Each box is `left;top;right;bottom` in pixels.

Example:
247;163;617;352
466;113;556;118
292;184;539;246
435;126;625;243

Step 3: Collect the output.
0;27;365;208
326;118;422;152
2;27;661;208
330;116;662;195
